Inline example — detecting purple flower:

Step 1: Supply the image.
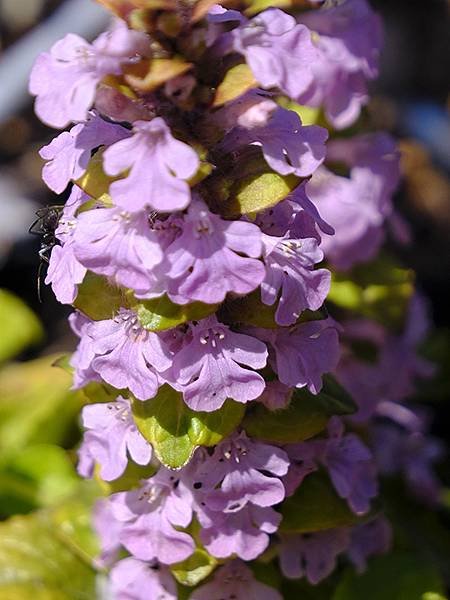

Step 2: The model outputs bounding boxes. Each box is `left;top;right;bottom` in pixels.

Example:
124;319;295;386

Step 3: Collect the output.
222;108;327;178
29;20;150;128
286;418;378;514
110;558;177;600
279;529;350;583
81;309;172;400
39;112;128;193
69;311;101;388
190;560;282;600
257;380;292;411
109;468;195;564
231;9;318;99
45;244;86;305
168;316;267;412
163;199;265;304
197;503;281;561
92;499;122;568
298;0;383;128
77;397;152;481
44;187;89;304
347;517;392;573
72;207;163;293
257;319;340;394
306;134;399;269
103;118;199;213
320;418;378;514
190;432;289;512
261;232;330;326
372;423;443;506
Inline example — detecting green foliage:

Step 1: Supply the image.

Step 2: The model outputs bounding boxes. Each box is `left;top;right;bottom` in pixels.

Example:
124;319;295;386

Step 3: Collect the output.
213;63;257;107
243;375;356;443
207;152;300;218
0;289;43;363
280;471;368;533
132;385;245;468
135;295;218;331
171;549;217;587
0;354;85;457
74;272;128;320
75;149;115;200
0;492;98;600
0;444;79;517
224;290;328;329
328;254;414;331
332;553;446;600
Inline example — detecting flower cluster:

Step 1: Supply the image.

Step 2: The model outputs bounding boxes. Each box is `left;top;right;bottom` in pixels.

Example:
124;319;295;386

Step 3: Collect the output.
30;0;443;597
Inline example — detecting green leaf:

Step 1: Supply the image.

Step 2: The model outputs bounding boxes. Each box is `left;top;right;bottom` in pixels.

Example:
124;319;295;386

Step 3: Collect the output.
135;295;218;332
0;503;97;599
277;98;322;126
207;152;300;218
0;289;43;363
243;375;356;444
280;471;367;533
213;63;257;107
75;149;115;200
171;549;217;587
328;254;415;332
0;355;85;458
224;290;328;329
132;385;245;468
332;553;446;600
124;56;192;93
74;272;129;320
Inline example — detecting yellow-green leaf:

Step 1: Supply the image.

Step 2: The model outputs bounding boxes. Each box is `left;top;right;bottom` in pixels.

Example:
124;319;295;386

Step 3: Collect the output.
171;549;217;587
135;295;218;332
132;385;245;468
124;57;192;93
74;272;129;321
213;63;257;107
75;149;115;199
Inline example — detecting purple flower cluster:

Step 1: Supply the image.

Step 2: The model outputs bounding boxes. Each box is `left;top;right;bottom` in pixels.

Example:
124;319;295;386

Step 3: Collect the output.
29;0;442;596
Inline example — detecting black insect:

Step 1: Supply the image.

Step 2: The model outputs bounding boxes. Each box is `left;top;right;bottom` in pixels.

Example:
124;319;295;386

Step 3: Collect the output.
29;205;64;301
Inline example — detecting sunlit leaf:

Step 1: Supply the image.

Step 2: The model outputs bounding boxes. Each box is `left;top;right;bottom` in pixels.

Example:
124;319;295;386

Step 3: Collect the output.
213;63;257;107
171;549;217;587
132;385;245;468
74;149;115;200
124;57;192;93
135;295;218;332
74;272;129;321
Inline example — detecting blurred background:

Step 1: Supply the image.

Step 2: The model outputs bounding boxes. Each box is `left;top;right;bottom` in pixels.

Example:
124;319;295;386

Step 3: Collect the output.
0;0;448;597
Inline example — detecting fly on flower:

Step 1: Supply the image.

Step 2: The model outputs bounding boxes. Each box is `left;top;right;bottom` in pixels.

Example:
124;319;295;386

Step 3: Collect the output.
29;205;64;301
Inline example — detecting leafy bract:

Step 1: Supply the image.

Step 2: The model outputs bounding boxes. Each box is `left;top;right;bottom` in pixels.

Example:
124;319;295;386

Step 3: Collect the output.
213;63;257;107
124;57;192;93
243;375;356;443
132;385;245;468
74;272;129;320
171;549;217;587
280;471;368;533
135;295;218;331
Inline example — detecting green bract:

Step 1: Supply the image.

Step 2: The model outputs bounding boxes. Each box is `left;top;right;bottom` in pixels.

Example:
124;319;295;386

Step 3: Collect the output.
171;549;218;587
280;471;367;533
132;385;245;468
135;295;218;331
243;375;356;443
